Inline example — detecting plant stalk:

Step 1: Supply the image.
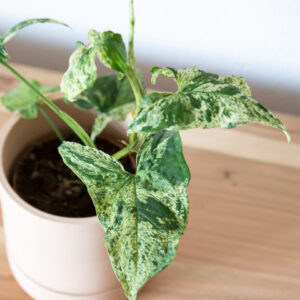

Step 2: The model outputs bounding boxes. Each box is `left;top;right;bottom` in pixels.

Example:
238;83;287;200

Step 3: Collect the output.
112;145;132;160
128;0;135;68
126;67;144;110
127;0;145;110
0;60;96;148
125;0;146;150
112;0;147;159
37;104;64;142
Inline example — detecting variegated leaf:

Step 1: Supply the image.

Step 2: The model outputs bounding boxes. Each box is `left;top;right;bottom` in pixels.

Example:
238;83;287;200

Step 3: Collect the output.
89;30;127;73
0;18;68;60
1;79;59;119
61;30;127;102
90;113;112;141
61;42;97;101
58;130;190;300
129;66;290;142
74;74;136;139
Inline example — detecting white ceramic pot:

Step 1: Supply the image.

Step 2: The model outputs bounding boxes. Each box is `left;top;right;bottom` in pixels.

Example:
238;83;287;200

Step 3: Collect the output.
0;101;127;300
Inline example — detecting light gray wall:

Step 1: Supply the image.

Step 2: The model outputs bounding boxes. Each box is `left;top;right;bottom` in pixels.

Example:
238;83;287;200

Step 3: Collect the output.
1;0;300;114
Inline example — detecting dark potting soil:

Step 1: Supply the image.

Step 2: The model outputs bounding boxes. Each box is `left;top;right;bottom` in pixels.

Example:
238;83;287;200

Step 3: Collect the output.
11;135;136;218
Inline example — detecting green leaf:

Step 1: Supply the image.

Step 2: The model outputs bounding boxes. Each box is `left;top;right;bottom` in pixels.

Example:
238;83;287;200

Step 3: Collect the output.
60;44;97;101
74;74;136;139
129;66;290;142
1;79;58;119
40;85;60;93
58;130;190;300
89;30;127;73
61;29;127;101
0;18;68;61
0;45;9;60
90;113;112;141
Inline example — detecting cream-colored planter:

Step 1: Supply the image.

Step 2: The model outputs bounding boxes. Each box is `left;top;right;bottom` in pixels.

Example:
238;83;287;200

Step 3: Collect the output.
0;101;126;300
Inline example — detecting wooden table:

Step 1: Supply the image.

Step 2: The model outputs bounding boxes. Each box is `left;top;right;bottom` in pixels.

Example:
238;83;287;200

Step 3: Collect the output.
0;63;300;300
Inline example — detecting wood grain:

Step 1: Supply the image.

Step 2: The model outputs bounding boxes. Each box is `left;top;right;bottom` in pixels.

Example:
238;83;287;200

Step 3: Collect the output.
0;63;299;300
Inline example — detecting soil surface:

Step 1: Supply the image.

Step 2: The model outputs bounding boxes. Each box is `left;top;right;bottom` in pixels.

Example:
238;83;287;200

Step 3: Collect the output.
11;135;135;218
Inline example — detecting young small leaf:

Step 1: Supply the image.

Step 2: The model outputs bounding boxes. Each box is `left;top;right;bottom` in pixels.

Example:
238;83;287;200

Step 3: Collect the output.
74;74;136;139
58;130;190;300
61;44;97;101
1;79;58;119
89;30;127;73
90;113;112;141
39;85;60;93
129;66;290;142
0;18;68;60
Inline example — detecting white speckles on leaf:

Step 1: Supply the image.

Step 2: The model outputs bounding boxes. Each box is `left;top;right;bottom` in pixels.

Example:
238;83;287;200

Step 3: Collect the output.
128;66;290;142
60;30;127;103
58;131;190;299
61;44;97;102
89;30;127;73
74;74;136;139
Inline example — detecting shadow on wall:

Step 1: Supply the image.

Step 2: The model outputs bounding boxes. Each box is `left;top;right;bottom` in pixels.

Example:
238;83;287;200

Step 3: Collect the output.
5;38;300;116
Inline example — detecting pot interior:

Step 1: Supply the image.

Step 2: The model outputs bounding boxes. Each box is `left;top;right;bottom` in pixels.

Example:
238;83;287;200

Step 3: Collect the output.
0;99;128;203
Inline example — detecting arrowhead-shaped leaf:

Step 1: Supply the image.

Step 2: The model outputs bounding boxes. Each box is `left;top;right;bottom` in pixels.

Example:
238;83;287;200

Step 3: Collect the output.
74;74;136;140
129;66;290;142
1;79;59;119
58;130;190;300
0;18;68;60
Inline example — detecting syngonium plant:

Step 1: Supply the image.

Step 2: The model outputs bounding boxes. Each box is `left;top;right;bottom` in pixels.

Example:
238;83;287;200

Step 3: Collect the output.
0;1;290;299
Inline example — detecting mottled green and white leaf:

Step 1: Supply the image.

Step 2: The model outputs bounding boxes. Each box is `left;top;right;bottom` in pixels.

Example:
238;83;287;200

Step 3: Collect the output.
1;79;58;119
0;18;68;60
89;30;127;73
61;43;97;101
61;29;127;101
129;66;290;141
90;113;112;141
74;74;136;139
58;130;190;300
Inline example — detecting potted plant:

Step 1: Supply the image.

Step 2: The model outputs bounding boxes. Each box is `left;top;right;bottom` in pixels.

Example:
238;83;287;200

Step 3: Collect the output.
0;1;290;299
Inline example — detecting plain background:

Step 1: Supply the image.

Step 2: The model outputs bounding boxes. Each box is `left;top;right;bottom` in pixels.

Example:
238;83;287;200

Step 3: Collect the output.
1;0;299;115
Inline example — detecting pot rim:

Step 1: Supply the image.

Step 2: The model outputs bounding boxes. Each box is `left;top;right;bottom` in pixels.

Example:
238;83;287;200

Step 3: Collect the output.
0;112;99;225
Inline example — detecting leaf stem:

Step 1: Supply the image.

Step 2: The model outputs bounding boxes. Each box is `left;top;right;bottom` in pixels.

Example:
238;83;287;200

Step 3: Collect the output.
112;0;147;160
37;104;64;142
0;60;96;148
126;67;144;110
128;0;135;68
127;0;145;109
112;145;132;160
126;0;146;151
112;133;145;160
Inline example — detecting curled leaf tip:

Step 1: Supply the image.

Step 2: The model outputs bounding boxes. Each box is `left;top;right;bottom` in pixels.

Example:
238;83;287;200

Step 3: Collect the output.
0;18;70;61
284;130;291;143
76;41;84;47
0;18;70;44
150;66;162;85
